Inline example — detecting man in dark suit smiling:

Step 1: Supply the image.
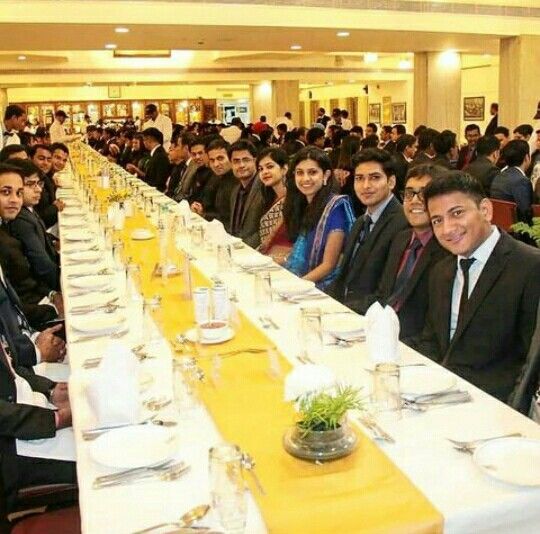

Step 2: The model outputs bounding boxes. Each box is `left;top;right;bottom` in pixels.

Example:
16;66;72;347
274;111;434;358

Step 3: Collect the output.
407;171;540;401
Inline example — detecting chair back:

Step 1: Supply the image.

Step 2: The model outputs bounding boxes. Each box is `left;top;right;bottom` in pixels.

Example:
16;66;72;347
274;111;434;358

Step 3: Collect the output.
489;198;517;231
532;204;540;218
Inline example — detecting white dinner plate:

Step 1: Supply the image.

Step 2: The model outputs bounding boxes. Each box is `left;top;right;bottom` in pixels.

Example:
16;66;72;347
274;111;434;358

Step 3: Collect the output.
184;327;235;345
62;207;82;216
89;426;177;469
69;276;114;290
474;438;540;487
60;218;86;228
235;255;273;269
62;198;82;207
131;228;155;240
63;230;94;242
70;314;125;335
400;366;456;397
66;251;102;263
323;312;365;338
273;279;315;297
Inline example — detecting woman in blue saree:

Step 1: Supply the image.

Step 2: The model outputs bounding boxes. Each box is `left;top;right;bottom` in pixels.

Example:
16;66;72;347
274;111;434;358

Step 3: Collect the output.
283;147;355;289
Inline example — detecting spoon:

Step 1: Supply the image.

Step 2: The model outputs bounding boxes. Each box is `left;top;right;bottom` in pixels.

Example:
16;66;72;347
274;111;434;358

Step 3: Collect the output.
133;504;211;533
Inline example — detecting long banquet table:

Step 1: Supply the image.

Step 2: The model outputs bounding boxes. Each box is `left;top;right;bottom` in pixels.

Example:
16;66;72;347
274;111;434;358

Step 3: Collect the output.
39;150;540;533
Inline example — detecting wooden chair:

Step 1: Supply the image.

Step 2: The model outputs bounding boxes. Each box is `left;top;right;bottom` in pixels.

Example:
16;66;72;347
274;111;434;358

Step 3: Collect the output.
489;198;517;231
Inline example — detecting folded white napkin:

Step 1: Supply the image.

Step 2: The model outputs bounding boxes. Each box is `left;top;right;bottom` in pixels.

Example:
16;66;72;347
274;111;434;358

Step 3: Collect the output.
284;364;336;403
365;302;400;363
86;341;140;427
206;219;226;246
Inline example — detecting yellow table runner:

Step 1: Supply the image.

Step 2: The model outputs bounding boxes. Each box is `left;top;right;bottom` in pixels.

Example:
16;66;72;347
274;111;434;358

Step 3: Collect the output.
111;207;443;534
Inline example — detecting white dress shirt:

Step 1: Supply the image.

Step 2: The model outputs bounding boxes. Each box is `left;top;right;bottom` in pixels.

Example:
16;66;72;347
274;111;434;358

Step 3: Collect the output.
49;120;79;144
143;113;173;151
449;226;500;339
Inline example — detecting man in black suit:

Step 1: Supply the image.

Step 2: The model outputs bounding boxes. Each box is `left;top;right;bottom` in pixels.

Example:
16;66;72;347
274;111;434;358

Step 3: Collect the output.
392;134;417;200
412;127;438;166
490;139;532;223
329;148;409;310
380;125;396;153
8;161;60;291
465;135;502;194
0;166;65;364
141;127;171;192
30;144;65;229
431;130;457;169
200;138;237;228
0;315;75;512
184;137;213;212
456;124;481;170
229;140;265;248
165;132;193;198
359;165;449;338
407;171;540;401
484;103;499;136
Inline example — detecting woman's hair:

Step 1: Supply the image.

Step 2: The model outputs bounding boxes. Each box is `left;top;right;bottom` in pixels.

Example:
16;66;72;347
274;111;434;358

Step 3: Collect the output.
283;147;338;241
257;147;288;211
337;135;361;170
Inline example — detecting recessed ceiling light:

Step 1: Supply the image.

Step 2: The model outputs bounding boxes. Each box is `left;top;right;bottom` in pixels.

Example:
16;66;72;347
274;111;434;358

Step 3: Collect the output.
17;55;26;61
115;27;129;34
364;52;378;63
105;43;117;50
290;44;302;51
337;31;350;37
399;59;412;69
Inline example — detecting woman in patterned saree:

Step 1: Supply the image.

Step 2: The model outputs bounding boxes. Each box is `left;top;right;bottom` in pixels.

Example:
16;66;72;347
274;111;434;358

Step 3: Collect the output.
257;147;292;263
283;147;355;289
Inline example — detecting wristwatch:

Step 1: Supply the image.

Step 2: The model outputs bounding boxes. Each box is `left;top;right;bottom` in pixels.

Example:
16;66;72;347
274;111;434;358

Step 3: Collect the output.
47;384;57;403
48;290;58;301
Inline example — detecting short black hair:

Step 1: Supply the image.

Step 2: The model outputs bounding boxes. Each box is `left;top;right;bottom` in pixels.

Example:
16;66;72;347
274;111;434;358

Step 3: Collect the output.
396;134;416;153
502;139;530;167
142;127;163;145
28;144;52;158
366;122;378;133
393;124;406;136
465;124;481;134
318;107;326;114
433;130;456;156
382;125;393;135
351;125;364;136
228;139;257;159
513;124;534;138
417;128;439;151
256;147;288;168
7;158;41;178
414;125;427;137
206;138;230;153
0;162;24;180
424;170;486;207
361;134;379;149
306;127;325;145
0;144;27;163
491;103;499;112
188;136;206;151
284;112;292;119
50;142;69;155
475;135;500;157
494;126;509;137
4;105;25;120
145;103;158;114
406;163;448;183
35;126;49;138
352;147;396;177
54;109;68;118
341;109;349;119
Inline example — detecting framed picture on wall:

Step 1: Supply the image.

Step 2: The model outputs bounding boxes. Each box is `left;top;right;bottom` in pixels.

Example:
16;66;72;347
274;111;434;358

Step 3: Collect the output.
108;85;121;99
463;96;485;121
391;102;407;124
368;103;381;123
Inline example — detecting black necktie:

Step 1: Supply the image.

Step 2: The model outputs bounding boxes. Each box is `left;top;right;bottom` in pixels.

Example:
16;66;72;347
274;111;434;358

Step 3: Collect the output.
388;237;422;309
458;257;476;324
351;214;372;259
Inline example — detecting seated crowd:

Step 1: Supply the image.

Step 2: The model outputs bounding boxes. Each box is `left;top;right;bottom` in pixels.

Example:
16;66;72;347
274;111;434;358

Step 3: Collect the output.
0;101;539;526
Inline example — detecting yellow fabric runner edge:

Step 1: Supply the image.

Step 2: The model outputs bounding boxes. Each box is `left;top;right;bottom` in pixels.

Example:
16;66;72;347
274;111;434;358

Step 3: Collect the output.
95;185;443;534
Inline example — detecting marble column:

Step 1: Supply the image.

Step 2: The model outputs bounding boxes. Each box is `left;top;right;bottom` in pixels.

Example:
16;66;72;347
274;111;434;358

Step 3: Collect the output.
249;80;300;127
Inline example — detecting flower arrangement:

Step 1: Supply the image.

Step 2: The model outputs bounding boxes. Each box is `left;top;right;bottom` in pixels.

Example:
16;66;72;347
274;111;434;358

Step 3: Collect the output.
107;189;129;204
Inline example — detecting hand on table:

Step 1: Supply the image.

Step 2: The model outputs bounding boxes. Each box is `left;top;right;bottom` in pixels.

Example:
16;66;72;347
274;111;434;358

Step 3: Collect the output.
50;382;70;408
53;199;66;212
37;324;66;362
55;406;72;430
52;292;65;318
190;202;204;215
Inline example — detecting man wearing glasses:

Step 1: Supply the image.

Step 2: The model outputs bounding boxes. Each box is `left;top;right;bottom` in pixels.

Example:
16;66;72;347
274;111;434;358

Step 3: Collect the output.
359;164;450;338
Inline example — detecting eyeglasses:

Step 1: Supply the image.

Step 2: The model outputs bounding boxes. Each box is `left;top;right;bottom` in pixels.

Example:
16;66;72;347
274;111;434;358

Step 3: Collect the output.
403;187;425;201
24;180;44;189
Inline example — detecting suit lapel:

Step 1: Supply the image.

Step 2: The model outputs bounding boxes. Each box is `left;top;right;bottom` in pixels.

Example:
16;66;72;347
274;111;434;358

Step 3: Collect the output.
240;177;259;224
399;236;436;302
436;259;455;353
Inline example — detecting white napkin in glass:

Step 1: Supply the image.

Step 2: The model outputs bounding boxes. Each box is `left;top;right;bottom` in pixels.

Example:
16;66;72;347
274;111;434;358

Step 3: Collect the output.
365;302;400;363
86;341;140;427
206;219;226;246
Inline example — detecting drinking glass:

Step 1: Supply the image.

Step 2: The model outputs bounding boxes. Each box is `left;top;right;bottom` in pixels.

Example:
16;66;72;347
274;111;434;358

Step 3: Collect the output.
172;357;201;416
372;363;402;421
209;443;247;534
299;307;323;359
254;272;272;307
216;244;233;272
191;223;204;248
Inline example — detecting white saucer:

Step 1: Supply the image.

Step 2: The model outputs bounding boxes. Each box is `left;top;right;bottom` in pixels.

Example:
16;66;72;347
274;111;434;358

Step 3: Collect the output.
235;255;273;269
323;312;365;339
131;229;155;240
400;367;456;397
71;314;125;335
63;207;82;216
67;251;102;263
474;438;540;487
89;426;177;469
64;230;94;242
273;279;315;297
184;326;234;345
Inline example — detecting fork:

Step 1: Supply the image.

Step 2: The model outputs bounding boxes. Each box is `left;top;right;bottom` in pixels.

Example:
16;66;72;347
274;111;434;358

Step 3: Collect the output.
71;329;128;344
447;432;523;451
93;462;190;489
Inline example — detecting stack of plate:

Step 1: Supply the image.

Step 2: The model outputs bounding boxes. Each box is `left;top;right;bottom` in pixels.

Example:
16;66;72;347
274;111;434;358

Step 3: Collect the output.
70;314;126;336
323;312;365;341
235;254;273;270
273;278;316;298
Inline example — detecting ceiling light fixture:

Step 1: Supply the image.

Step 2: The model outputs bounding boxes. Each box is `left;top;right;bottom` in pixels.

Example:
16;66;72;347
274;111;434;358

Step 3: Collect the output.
337;31;350;37
17;55;26;61
115;27;129;33
399;59;412;69
364;52;378;63
105;43;117;50
290;44;302;51
439;49;459;68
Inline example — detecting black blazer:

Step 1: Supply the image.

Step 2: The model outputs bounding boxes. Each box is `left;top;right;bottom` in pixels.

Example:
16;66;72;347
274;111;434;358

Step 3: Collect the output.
144;145;172;192
0;226;56;327
456;145;477;170
229;177;266;249
8;207;60;291
465;156;501;194
490;167;533;223
392;153;409;199
165;161;187;198
35;173;58;229
407;232;540;401
360;229;449;338
201;171;237;229
329;196;409;309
